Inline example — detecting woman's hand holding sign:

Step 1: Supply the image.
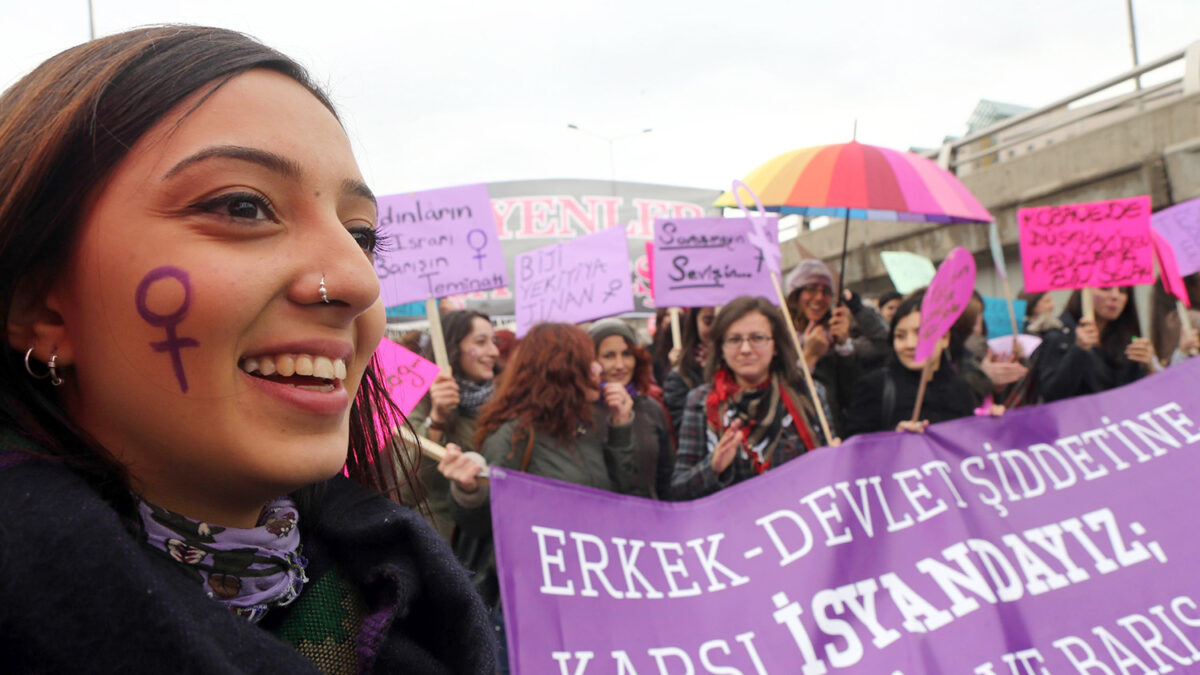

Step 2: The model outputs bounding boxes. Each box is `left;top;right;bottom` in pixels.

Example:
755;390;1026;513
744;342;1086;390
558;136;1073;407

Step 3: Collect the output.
438;443;483;494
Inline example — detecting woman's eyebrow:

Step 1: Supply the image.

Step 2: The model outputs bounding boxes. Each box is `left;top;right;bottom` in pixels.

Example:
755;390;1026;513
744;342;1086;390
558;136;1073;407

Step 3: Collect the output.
163;145;303;181
343;178;376;209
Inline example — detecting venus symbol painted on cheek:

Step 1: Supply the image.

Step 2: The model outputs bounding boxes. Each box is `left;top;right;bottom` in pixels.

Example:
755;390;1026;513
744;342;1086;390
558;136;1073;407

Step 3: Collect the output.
135;266;199;393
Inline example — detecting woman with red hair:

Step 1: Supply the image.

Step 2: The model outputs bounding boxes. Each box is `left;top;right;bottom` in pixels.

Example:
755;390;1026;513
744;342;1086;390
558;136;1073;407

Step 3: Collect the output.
437;322;636;669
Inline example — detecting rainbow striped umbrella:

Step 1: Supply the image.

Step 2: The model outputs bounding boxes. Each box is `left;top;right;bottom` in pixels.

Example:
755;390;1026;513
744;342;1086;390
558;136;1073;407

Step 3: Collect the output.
714;141;993;224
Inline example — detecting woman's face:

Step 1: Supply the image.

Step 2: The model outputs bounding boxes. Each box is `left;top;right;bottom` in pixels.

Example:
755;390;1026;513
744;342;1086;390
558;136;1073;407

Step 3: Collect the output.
596;334;635;386
47;70;384;525
879;298;901;324
797;283;833;323
457;317;498;382
696;307;716;344
893;311;922;370
1094;287;1128;323
1034;293;1056;317
721;311;775;387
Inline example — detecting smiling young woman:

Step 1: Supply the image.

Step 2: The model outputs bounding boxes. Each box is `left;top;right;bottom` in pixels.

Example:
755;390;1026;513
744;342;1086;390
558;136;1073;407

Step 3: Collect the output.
0;26;492;672
669;296;828;500
842;291;978;437
587;318;674;500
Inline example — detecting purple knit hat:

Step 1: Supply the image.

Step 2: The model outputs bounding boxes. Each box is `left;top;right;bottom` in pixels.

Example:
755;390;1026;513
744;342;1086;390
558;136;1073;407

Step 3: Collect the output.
784;259;836;297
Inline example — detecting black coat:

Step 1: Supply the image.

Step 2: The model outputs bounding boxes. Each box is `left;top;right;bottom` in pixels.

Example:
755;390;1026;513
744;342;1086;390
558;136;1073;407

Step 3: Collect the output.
842;358;978;437
1032;312;1143;403
0;431;496;674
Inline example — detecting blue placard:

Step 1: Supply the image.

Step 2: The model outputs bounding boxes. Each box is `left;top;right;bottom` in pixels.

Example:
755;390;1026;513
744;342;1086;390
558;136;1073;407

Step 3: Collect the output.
386;301;426;318
982;296;1026;337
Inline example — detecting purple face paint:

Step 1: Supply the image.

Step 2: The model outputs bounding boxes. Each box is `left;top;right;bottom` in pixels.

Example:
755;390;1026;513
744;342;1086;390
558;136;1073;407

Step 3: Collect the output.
135;266;199;393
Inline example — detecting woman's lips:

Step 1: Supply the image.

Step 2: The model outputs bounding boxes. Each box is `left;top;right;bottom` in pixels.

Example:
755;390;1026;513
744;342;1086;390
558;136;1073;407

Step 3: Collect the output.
240;369;350;416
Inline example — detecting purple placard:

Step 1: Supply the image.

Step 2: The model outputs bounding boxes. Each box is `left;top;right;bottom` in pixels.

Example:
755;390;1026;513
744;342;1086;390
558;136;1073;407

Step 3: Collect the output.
373;184;508;306
652;217;780;307
493;360;1200;673
514;226;634;337
1151;197;1200;277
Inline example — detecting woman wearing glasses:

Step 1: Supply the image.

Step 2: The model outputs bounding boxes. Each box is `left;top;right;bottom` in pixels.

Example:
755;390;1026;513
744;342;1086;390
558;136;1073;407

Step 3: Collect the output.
783;260;889;437
669;297;828;499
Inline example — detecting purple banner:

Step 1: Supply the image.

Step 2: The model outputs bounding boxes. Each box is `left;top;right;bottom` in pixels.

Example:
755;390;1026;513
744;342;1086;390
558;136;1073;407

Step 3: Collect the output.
493;361;1200;673
652;217;780;307
514;226;634;337
373;183;508;306
1152;197;1200;277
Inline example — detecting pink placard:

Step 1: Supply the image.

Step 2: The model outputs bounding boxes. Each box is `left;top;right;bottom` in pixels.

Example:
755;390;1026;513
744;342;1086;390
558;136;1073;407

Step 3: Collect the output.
916;247;976;363
373;183;509;306
374;337;440;417
1153;229;1192;308
514;226;634;337
652;217;780;307
1017;196;1153;292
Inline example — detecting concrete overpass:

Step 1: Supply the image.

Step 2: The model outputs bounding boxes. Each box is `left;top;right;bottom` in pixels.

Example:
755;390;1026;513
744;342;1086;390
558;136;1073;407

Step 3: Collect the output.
784;41;1200;308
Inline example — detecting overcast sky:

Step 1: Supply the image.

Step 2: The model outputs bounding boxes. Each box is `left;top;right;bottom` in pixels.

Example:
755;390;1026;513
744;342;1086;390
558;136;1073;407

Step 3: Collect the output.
3;1;1197;196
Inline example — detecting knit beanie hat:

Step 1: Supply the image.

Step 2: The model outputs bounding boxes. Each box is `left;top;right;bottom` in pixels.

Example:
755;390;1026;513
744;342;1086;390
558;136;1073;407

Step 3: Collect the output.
587;318;637;348
785;259;836;297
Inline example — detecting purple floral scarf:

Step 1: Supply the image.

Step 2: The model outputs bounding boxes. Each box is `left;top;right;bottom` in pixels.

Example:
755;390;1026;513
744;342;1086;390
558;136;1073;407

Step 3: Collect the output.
137;497;308;623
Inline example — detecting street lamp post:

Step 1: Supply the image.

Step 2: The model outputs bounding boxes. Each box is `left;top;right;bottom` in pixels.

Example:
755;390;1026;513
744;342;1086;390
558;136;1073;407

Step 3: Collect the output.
566;124;653;193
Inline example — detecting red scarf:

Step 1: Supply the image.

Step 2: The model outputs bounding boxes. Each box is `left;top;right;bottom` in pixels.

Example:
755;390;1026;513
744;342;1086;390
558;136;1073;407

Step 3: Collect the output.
704;369;816;474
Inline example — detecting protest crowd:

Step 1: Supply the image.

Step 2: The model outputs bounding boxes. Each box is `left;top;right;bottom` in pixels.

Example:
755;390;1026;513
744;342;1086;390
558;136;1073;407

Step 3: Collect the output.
403;248;1200;670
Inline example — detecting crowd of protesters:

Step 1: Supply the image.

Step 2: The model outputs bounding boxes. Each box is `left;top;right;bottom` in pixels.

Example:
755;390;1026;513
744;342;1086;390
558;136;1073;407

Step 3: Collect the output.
399;258;1199;671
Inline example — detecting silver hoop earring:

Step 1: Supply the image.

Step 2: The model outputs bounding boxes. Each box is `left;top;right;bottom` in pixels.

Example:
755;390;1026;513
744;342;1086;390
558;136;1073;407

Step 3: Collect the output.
319;275;329;304
47;354;64;387
24;347;49;380
24;347;62;385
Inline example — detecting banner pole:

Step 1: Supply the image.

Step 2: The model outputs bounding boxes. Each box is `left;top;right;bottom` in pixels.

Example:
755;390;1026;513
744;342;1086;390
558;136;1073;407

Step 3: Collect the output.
669;307;682;351
1081;287;1095;324
425;297;450;371
771;271;834;443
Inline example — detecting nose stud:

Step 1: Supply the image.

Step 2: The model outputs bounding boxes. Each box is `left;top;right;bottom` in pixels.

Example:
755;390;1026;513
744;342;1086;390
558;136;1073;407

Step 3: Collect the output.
319;275;329;304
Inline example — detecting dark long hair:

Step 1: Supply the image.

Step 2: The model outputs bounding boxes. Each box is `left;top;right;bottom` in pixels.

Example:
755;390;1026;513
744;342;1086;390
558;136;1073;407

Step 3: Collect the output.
437;309;492;378
0;26;415;510
676;306;713;387
704;296;802;385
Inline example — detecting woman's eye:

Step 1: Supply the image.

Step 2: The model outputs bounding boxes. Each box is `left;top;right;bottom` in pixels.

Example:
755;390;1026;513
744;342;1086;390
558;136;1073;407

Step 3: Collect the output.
348;226;382;253
191;192;276;222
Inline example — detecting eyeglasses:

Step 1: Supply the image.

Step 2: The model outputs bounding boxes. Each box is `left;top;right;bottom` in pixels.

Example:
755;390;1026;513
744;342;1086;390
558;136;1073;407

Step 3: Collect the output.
723;334;773;349
799;283;833;297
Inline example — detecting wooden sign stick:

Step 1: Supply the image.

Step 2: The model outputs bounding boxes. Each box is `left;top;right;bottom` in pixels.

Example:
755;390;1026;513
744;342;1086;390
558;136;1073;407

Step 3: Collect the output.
910;357;936;423
1081;287;1095;324
395;424;490;479
1001;276;1022;356
424;297;451;371
669;307;683;350
1178;299;1197;356
771;272;835;443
